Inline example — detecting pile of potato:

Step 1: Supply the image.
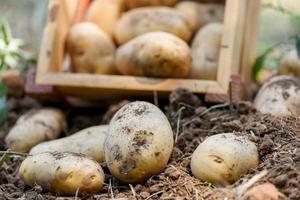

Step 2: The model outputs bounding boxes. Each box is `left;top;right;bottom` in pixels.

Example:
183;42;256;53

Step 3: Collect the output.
67;0;225;80
6;100;260;196
7;101;174;195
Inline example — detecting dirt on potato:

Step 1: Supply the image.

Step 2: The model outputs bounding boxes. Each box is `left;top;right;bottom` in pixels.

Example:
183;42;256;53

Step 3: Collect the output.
0;88;299;199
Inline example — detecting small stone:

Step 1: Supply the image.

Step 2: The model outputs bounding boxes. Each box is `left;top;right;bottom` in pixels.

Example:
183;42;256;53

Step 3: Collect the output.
243;183;279;200
140;191;150;198
134;184;143;192
149;185;161;193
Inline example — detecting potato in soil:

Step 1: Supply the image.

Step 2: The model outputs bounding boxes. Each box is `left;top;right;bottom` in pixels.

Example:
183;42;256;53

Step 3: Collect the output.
191;23;223;80
104;101;174;183
125;0;177;9
85;0;124;37
116;32;191;78
175;1;224;32
5;108;65;152
191;133;259;186
114;7;192;45
67;22;116;74
254;75;300;116
30;125;108;163
19;152;105;196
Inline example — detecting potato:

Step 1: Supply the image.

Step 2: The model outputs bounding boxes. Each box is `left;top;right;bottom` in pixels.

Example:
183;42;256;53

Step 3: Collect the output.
191;23;223;80
116;32;191;78
175;1;224;32
191;133;259;186
67;22;116;74
104;101;174;183
125;0;177;9
0;69;24;97
5;108;65;152
85;0;124;37
30;125;108;163
278;49;300;77
114;7;192;45
19;152;104;195
254;75;300;116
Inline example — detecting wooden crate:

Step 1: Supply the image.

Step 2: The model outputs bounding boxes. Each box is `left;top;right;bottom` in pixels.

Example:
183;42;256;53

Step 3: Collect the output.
35;0;261;101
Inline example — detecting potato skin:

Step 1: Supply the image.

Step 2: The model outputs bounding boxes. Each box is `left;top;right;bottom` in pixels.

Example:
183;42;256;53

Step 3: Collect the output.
30;125;108;163
104;101;174;183
19;152;104;195
85;0;124;37
114;7;192;44
125;0;177;9
191;133;259;186
116;32;191;78
5;108;65;152
67;22;116;74
175;1;224;31
191;23;222;80
278;49;300;77
254;75;300;116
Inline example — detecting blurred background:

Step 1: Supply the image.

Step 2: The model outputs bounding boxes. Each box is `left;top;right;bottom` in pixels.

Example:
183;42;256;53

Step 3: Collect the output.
0;0;48;53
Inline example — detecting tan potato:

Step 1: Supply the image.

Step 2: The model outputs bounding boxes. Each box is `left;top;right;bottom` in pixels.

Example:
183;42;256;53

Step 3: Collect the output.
85;0;124;37
19;152;104;195
175;1;224;32
5;108;65;152
191;133;259;186
278;49;300;77
67;22;116;74
191;23;223;80
125;0;177;9
0;69;24;97
254;75;300;116
116;32;191;78
104;101;174;183
114;7;192;45
30;125;108;163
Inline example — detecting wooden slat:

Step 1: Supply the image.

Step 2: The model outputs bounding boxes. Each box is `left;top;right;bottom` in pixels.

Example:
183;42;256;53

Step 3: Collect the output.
217;0;247;90
38;73;225;93
240;0;261;90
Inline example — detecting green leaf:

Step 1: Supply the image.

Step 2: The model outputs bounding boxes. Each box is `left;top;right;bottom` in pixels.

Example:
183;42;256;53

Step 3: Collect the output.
0;20;11;45
296;35;300;58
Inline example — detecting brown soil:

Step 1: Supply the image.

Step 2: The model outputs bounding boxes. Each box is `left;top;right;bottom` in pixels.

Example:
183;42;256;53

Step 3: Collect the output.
0;88;299;199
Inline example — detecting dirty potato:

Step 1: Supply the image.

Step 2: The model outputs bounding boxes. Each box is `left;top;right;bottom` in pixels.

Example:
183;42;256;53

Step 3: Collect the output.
116;32;191;78
191;133;259;186
19;152;105;195
191;23;223;80
30;125;108;163
254;75;300;116
85;0;124;37
125;0;177;9
5;108;65;152
67;22;116;74
114;7;192;44
278;49;300;77
175;1;224;32
104;101;174;183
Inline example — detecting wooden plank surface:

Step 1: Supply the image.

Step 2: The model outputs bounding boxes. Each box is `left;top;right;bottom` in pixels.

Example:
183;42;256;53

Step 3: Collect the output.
217;0;247;91
241;0;261;93
38;73;225;93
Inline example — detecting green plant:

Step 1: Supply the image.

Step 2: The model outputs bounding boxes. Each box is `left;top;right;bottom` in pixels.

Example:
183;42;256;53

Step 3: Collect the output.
0;20;36;73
